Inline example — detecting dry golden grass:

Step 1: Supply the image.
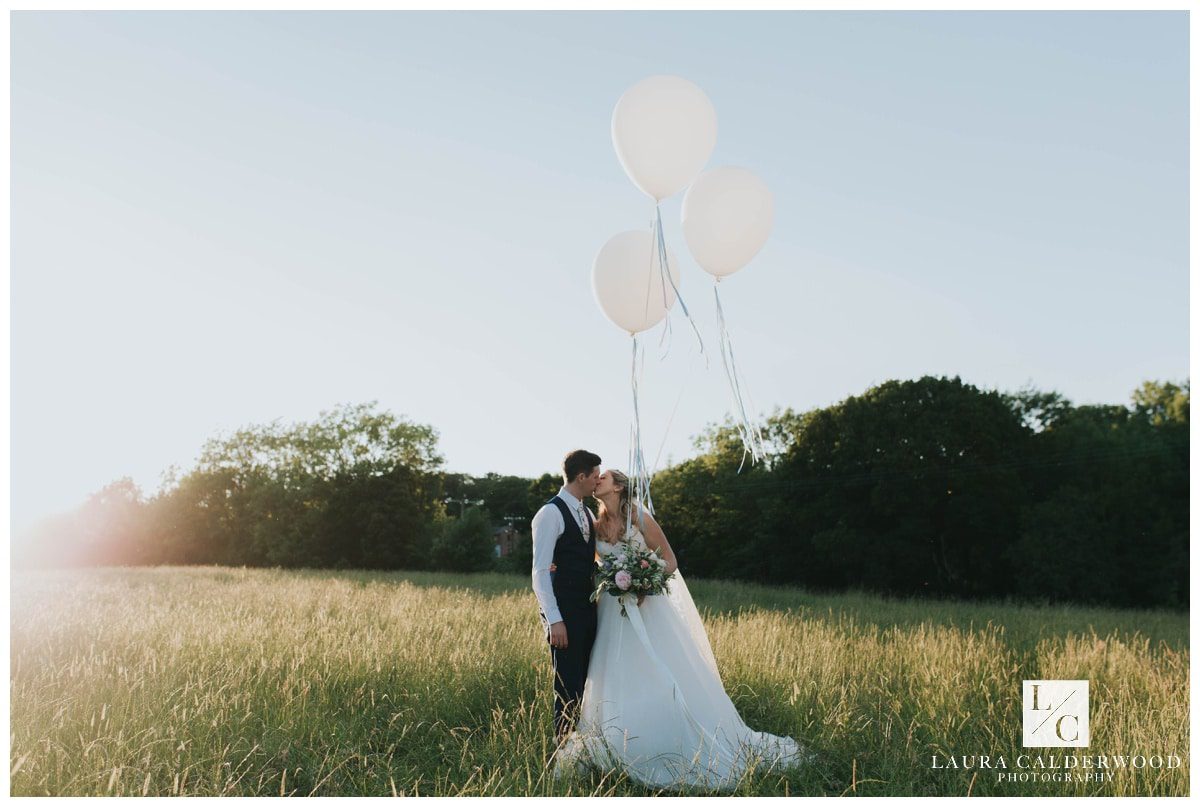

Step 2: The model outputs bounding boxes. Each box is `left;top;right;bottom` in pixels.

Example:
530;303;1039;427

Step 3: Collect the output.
9;566;1189;796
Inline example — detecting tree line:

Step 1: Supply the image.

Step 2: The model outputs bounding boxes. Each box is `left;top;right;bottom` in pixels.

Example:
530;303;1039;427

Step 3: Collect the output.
15;377;1187;609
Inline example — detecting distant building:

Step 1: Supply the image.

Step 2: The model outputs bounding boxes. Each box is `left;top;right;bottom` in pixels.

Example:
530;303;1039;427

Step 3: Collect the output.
494;525;518;558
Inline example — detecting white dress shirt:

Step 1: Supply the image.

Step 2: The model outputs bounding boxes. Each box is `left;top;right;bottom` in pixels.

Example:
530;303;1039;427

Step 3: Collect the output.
531;485;593;628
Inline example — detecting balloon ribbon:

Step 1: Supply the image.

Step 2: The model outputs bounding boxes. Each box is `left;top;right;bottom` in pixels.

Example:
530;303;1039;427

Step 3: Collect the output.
653;204;707;365
627;334;655;536
714;281;767;472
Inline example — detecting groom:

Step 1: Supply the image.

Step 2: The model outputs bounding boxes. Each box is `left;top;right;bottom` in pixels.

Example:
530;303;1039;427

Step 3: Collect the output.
530;449;601;743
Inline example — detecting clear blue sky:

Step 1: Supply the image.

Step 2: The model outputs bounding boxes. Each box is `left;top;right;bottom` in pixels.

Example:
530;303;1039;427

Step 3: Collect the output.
10;10;1189;536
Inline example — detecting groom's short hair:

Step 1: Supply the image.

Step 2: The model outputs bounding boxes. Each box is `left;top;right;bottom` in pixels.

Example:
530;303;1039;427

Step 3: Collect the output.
562;449;601;484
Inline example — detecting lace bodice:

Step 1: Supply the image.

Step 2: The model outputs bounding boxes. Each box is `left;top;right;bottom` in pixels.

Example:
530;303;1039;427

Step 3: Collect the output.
595;525;647;555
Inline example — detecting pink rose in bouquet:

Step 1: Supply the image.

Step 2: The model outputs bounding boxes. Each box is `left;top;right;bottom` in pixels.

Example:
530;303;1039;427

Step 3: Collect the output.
614;570;632;590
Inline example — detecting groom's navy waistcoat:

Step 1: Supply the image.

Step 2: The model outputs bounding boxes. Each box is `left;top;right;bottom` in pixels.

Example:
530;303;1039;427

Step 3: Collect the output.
547;496;596;610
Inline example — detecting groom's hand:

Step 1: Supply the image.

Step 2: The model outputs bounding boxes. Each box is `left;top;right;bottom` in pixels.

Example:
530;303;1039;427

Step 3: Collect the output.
548;621;568;649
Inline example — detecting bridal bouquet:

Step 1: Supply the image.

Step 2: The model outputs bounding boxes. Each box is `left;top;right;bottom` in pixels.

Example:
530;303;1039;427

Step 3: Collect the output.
590;540;675;617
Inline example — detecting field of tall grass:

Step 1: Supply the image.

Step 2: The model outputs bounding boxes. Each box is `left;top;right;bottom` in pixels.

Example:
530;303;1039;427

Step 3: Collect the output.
9;566;1189;796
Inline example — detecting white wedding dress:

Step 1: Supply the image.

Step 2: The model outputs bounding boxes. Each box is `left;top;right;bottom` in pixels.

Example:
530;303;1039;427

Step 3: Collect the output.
552;523;810;791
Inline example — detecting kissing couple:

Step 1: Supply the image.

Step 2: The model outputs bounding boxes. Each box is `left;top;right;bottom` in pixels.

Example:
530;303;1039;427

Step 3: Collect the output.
530;449;811;791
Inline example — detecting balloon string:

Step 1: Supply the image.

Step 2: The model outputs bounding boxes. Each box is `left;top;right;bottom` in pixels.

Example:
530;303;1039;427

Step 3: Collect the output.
652;204;707;367
650;346;699;478
648;219;673;361
627;334;654;538
714;281;767;472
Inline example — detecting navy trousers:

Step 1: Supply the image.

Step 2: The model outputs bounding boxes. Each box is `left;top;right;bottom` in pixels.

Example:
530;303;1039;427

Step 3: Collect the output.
547;603;598;740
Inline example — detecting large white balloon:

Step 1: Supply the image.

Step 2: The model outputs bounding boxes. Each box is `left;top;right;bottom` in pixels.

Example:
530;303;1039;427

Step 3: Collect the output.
592;230;680;335
611;75;717;202
681;166;774;278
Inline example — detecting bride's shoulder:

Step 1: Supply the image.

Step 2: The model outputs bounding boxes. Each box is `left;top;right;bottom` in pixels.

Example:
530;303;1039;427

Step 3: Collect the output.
630;503;660;527
625;506;658;539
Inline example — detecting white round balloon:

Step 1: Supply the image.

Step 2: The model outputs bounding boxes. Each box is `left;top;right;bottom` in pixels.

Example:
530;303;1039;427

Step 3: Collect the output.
611;75;717;202
592;230;680;335
681;166;774;278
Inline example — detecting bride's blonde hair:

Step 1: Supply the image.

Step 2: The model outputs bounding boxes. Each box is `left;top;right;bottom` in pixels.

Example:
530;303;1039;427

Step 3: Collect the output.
597;469;632;532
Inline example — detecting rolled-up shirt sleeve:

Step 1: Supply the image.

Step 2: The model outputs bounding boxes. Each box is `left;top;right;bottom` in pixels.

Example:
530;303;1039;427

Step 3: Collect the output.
530;503;563;627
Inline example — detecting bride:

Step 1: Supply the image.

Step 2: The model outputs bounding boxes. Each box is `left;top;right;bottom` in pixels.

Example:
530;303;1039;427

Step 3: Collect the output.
552;469;811;791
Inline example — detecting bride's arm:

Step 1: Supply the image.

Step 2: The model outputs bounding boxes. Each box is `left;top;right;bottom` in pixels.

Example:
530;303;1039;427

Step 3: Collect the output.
634;506;678;576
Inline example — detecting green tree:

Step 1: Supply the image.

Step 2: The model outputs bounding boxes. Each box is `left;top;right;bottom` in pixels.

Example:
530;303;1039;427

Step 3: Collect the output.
431;507;496;573
528;473;561;513
1131;379;1190;427
1009;380;1188;607
155;402;443;569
